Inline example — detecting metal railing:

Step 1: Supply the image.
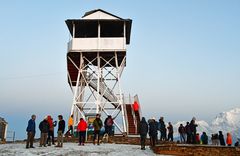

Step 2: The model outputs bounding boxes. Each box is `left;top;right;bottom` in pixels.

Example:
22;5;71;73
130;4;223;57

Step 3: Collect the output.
6;131;15;143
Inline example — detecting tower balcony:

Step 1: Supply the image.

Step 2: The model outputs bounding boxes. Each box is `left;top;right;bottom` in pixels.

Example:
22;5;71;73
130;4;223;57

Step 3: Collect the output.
67;37;126;52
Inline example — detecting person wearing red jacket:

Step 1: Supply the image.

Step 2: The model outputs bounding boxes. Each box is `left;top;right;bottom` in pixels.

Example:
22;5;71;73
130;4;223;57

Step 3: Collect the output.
133;101;139;112
77;118;87;146
46;115;57;146
226;132;232;146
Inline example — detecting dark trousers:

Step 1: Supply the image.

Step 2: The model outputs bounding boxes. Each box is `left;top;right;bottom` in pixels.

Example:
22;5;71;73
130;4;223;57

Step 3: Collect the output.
150;135;157;147
93;130;100;144
47;130;55;145
26;132;35;148
78;131;86;145
160;132;166;141
187;133;191;144
191;132;196;144
168;133;173;141
105;126;112;135
140;135;146;149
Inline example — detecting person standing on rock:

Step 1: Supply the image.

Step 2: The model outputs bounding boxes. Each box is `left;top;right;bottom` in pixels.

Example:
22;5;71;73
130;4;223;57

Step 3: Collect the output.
226;132;232;146
167;122;174;141
139;117;148;150
26;114;36;149
93;114;103;145
159;117;166;141
178;124;186;143
200;132;208;145
219;131;226;146
149;117;158;147
56;115;65;147
39;116;50;147
185;122;191;144
189;117;198;144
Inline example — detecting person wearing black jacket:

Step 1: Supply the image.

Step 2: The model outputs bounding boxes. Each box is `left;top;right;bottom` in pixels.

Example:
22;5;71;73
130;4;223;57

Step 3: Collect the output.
185;122;191;144
39;116;50;147
167;122;174;141
149;117;158;147
219;131;226;146
55;115;65;147
189;117;198;144
139;117;148;150
178;124;186;143
159;117;166;141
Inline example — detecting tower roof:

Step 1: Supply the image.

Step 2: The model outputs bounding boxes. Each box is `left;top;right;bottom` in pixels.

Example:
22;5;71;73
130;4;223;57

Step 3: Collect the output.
82;9;123;20
65;9;132;44
0;117;7;124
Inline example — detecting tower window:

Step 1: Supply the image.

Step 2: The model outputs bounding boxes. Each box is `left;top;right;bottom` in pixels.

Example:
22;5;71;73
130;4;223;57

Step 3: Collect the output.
100;21;124;37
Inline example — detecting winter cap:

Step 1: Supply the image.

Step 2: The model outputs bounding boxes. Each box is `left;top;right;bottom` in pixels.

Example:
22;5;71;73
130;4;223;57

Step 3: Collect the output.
152;117;156;120
44;116;48;120
192;117;196;121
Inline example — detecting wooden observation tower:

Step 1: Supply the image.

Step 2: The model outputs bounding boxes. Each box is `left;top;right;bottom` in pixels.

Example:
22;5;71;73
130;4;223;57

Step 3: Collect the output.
66;9;141;135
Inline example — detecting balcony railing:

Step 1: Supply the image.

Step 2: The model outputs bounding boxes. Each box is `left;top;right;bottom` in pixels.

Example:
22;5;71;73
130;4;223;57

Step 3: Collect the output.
68;37;126;52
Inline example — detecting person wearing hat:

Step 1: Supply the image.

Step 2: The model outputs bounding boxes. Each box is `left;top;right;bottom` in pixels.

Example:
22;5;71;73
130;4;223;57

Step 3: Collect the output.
39;116;50;147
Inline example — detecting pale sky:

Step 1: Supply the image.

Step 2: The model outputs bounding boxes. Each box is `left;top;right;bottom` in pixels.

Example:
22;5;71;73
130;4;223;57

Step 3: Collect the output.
0;0;240;139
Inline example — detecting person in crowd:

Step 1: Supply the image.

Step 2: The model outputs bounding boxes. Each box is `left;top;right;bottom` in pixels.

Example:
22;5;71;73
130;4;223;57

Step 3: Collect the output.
104;115;114;137
167;122;174;141
178;124;186;143
55;115;65;147
47;115;57;146
93;114;103;145
159;117;166;141
219;131;226;146
196;133;200;144
185;122;191;144
39;116;49;147
77;118;87;146
133;101;139;113
139;117;148;150
234;141;239;147
26;114;36;149
226;132;232;146
201;132;208;145
149;117;158;147
189;117;198;144
65;114;73;137
211;133;219;145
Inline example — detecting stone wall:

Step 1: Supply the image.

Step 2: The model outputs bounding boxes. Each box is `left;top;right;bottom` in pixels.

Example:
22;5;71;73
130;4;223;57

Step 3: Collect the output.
152;144;240;156
64;135;240;155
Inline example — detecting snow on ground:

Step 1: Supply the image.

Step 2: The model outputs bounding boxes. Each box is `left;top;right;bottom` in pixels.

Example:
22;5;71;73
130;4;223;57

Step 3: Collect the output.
0;143;159;156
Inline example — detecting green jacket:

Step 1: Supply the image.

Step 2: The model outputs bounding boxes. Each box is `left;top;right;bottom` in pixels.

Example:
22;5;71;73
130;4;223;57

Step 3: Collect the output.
93;118;103;131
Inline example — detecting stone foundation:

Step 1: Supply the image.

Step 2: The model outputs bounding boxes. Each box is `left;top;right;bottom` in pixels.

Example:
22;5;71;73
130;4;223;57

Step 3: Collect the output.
152;144;240;156
64;135;240;155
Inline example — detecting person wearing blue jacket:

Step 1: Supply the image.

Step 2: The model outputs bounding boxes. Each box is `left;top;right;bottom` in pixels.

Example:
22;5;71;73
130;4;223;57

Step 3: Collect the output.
26;114;36;148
